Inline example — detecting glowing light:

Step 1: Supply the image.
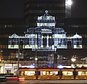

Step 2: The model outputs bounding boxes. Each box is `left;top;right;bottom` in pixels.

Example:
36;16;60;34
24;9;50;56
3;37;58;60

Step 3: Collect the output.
29;65;35;68
19;77;25;81
71;57;76;62
57;65;63;69
0;58;1;61
35;57;38;61
21;65;35;68
66;0;73;6
71;64;76;68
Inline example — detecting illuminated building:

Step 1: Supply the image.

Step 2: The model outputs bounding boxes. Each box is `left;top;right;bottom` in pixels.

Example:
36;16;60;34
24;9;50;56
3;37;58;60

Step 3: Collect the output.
8;10;82;51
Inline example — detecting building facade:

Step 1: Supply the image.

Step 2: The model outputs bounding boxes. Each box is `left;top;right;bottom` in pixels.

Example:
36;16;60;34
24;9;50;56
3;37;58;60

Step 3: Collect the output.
8;10;82;51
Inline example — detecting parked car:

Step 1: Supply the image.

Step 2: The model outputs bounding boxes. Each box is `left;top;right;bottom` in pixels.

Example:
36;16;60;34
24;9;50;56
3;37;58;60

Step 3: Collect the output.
0;74;7;82
5;73;18;81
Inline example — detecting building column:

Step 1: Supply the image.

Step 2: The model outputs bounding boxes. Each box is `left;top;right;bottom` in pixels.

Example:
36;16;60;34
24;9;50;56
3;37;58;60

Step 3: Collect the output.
41;35;43;47
47;35;49;47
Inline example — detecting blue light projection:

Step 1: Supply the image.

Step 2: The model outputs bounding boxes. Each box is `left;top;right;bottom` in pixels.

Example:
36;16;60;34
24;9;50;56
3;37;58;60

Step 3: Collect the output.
8;10;82;51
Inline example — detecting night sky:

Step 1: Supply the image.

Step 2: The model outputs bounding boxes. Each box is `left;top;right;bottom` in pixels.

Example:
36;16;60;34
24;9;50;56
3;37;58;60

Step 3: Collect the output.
0;0;87;18
71;0;87;18
0;0;24;18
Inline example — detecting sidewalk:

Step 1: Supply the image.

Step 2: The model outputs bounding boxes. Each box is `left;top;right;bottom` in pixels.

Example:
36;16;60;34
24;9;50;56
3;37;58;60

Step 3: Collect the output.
24;80;87;84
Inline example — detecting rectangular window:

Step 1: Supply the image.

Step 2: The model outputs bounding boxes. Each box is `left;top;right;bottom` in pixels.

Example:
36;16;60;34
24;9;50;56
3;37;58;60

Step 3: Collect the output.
25;71;35;76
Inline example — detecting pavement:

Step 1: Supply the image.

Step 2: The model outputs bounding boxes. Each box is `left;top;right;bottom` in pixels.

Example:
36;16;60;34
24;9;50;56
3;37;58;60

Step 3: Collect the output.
1;80;87;84
19;80;87;84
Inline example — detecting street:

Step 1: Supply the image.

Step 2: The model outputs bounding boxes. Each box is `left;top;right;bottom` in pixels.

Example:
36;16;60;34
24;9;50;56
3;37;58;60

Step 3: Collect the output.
1;80;87;84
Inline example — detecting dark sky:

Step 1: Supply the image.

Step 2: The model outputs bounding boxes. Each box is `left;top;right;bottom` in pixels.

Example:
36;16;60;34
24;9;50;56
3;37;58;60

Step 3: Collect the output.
0;0;87;18
0;0;24;18
71;0;87;18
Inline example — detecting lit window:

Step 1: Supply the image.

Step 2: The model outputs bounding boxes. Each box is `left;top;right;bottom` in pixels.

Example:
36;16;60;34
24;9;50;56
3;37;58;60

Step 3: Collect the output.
63;71;73;76
78;71;87;76
25;71;35;76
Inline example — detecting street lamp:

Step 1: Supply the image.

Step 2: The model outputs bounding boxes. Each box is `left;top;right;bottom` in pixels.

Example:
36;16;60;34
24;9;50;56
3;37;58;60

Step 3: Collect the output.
71;56;77;68
71;57;76;63
35;57;38;61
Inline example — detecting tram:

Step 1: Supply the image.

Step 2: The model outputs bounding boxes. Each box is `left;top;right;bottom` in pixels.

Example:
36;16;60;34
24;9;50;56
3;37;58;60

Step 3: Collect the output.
19;68;36;80
76;68;87;79
37;68;60;79
19;67;87;80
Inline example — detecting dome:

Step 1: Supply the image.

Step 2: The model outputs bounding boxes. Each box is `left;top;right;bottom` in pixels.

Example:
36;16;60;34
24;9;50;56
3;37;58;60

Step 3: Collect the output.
37;10;56;27
72;33;82;38
37;10;55;21
9;33;19;38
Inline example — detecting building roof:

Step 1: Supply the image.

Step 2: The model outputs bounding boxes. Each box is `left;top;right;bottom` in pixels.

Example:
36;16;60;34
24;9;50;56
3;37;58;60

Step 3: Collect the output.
72;33;82;38
37;10;55;22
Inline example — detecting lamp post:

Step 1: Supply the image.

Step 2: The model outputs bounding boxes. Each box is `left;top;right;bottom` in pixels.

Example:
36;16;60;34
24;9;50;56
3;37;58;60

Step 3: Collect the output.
54;47;57;68
17;40;23;77
71;55;77;68
17;48;20;77
35;49;38;68
71;57;76;63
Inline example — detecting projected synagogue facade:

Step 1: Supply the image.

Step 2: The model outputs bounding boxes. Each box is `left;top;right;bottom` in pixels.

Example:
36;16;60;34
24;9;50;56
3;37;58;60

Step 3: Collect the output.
8;10;82;51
